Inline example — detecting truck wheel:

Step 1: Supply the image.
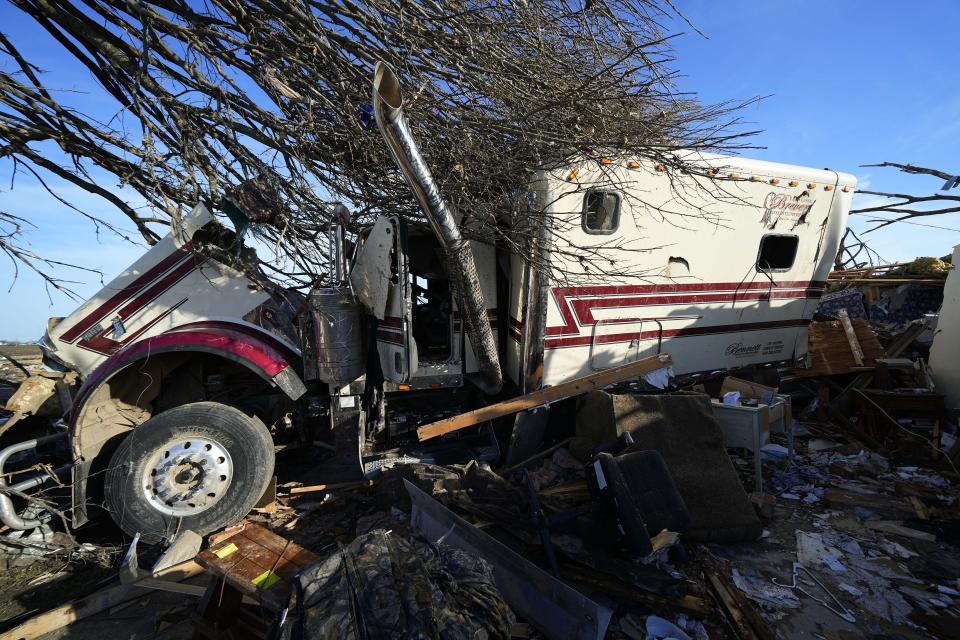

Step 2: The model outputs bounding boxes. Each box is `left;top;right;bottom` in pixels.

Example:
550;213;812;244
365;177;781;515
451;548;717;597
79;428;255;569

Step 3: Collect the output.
104;402;274;545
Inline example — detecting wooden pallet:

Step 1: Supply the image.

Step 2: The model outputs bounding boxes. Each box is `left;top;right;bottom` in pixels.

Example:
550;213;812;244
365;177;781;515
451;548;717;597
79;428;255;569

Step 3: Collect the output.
193;522;320;638
797;318;884;376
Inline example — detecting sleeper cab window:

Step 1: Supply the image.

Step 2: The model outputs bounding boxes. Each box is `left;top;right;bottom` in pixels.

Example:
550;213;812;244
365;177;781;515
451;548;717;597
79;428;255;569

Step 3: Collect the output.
582;190;621;235
756;234;799;272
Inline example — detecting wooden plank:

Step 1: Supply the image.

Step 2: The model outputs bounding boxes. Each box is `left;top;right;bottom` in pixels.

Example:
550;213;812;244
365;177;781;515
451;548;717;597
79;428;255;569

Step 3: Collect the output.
135;578;208;597
238;523;319;569
797;318;884;377
704;566;774;640
538;479;589;497
286;480;375;495
837;310;864;365
863;520;936;541
208;521;247;546
417;353;672;441
824;489;916;520
137;577;259;605
885;320;930;358
0;561;203;640
0;583;146;640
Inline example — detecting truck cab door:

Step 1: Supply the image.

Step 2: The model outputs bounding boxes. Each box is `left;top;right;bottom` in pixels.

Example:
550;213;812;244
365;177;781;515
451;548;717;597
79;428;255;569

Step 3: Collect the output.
351;215;417;383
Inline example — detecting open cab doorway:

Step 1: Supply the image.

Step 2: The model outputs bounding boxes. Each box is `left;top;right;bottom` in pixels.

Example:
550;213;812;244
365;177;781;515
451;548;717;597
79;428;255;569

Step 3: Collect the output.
352;216;466;392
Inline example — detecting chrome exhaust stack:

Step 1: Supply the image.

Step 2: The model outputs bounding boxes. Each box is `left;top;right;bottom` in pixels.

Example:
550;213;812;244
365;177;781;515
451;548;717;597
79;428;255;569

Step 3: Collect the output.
372;62;503;394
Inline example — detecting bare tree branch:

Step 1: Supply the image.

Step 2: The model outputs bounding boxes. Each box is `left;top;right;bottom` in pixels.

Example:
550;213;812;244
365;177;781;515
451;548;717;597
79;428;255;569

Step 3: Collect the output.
853;161;960;232
1;0;760;290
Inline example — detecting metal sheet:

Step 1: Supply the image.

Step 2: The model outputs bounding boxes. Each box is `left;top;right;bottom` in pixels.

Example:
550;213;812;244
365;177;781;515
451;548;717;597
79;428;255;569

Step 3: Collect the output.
349;215;394;320
405;480;612;640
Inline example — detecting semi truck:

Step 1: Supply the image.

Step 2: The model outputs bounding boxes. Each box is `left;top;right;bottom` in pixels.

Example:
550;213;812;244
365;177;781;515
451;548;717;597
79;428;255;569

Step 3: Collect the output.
0;63;855;544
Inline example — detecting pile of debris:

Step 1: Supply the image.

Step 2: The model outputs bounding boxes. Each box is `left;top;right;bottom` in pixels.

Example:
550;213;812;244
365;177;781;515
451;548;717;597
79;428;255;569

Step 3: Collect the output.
3;253;960;639
799;251;959;466
3;368;959;639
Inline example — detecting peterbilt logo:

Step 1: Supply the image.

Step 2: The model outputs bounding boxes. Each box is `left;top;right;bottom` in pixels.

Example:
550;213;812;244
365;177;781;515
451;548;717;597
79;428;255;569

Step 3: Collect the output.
761;192;813;226
726;341;762;357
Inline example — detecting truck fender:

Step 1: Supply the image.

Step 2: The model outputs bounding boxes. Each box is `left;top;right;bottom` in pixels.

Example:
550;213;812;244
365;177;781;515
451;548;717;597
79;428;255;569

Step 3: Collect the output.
69;322;305;420
67;321;305;526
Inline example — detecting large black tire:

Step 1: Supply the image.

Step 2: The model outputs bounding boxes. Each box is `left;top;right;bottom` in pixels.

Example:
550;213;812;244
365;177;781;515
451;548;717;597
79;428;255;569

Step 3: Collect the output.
105;402;274;545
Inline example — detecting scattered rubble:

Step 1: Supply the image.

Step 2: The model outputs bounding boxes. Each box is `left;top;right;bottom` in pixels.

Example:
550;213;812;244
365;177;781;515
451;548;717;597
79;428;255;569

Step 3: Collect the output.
5;391;958;639
3;258;960;640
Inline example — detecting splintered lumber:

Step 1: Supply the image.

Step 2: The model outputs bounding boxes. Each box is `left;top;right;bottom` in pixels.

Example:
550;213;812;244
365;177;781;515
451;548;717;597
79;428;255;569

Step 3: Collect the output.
0;560;202;640
885;320;930;358
837;310;864;365
704;566;774;640
417;353;672;441
797;318;884;376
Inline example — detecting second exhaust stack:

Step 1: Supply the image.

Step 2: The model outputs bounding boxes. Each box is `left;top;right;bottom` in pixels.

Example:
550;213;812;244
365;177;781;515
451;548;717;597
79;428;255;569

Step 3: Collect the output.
372;61;503;394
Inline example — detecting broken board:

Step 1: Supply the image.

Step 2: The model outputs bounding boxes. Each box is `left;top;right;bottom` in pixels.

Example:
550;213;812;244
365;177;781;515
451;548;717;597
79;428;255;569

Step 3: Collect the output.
417;353;672;441
797;318;884;376
837;309;865;366
823;489;917;520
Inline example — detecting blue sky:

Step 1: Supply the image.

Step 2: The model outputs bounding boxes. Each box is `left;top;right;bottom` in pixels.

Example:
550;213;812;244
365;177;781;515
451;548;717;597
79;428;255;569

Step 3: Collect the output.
1;0;959;341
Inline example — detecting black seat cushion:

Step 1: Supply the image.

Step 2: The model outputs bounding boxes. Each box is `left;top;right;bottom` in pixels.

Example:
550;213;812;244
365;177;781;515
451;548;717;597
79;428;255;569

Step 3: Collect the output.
593;450;689;555
599;450;689;536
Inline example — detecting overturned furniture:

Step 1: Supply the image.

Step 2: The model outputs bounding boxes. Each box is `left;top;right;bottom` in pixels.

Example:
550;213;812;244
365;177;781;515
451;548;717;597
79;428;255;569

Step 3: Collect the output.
588;450;689;556
576;391;763;543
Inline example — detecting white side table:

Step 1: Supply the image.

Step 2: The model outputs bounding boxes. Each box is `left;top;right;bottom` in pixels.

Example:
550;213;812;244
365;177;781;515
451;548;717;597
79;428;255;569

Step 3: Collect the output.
711;400;773;492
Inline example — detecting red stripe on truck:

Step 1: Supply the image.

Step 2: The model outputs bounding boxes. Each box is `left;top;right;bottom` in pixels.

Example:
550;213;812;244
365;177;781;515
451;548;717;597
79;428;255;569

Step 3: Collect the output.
548;280;825;336
75;256;207;355
60;247;193;342
543;318;811;349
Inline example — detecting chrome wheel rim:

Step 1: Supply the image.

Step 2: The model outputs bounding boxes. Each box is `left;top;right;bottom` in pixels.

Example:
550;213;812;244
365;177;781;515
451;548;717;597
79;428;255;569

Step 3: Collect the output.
141;436;233;517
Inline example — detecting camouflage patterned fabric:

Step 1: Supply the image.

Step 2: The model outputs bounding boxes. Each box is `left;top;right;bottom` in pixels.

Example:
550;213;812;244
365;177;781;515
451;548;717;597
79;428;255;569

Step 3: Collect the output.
281;529;515;640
